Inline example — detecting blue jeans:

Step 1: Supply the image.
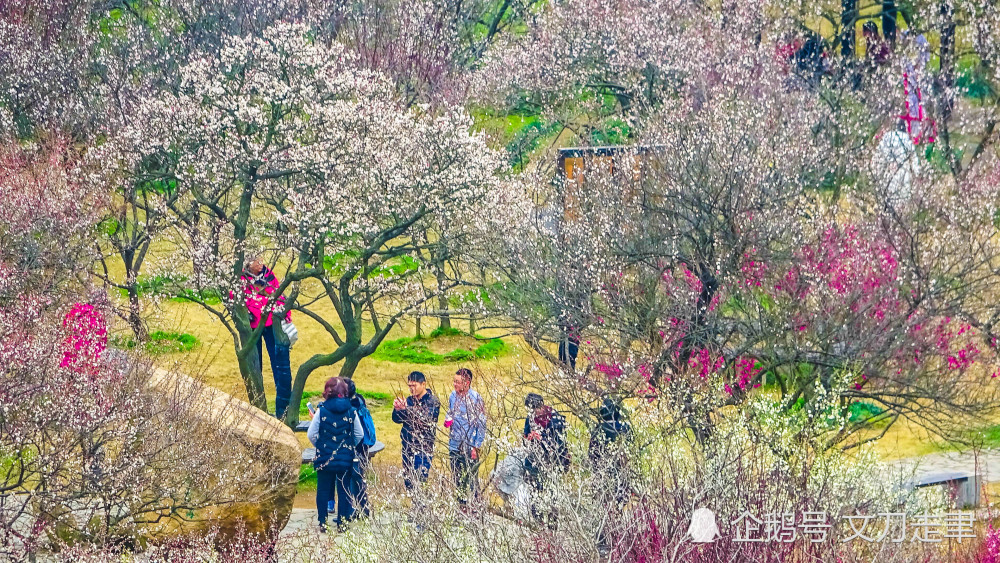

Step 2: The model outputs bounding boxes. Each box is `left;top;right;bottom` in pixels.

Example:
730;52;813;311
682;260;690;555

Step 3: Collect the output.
316;468;351;527
403;450;433;490
257;325;292;418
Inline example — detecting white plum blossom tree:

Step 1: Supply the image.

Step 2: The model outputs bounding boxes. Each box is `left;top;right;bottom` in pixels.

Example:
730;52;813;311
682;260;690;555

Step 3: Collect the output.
106;22;511;419
471;0;1000;448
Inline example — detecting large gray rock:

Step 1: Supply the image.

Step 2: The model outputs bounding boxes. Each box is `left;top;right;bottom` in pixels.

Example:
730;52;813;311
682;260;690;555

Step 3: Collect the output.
138;369;300;542
36;368;300;548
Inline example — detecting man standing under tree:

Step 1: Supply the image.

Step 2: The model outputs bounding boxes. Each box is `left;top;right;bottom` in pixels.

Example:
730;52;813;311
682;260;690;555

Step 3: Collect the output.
392;371;441;489
446;368;487;505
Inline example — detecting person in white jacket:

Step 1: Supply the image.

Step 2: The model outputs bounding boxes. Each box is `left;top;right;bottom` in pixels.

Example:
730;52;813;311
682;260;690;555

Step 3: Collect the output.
872;120;920;206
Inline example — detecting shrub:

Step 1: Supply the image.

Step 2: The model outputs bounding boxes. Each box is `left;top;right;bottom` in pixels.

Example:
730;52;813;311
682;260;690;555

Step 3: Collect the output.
171;287;223;305
144;331;199;354
1;310;296;557
429;326;464;338
473;338;505;360
847;401;886;424
372;337;443;364
113;274;222;305
297;464;317;493
115;274;187;298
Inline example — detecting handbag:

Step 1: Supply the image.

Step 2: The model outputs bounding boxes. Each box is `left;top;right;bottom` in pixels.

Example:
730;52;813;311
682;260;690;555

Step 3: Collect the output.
281;319;298;348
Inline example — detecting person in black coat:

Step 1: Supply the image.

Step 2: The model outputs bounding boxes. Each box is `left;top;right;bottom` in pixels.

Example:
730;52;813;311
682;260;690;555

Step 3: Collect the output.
523;393;570;491
588;395;632;505
345;378;371;519
307;377;363;531
588;396;631;459
392;371;441;489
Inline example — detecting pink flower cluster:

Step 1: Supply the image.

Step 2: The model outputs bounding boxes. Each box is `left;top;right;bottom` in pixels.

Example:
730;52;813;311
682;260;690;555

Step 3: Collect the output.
981;523;1000;563
60;302;108;372
724;356;763;395
906;318;983;374
688;348;725;379
796;227;902;323
594;361;624;381
741;250;766;288
853;374;868;390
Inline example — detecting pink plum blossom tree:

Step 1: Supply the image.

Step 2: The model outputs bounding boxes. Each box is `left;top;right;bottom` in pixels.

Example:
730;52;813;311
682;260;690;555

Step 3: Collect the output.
473;0;1000;447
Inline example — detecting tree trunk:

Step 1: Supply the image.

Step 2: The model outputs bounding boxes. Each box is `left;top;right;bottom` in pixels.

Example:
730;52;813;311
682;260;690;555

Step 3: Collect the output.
121;247;147;342
415;315;423;338
284;346;355;426
469;314;477;336
126;285;147;341
841;0;857;58
935;0;961;176
881;1;897;46
338;354;362;380
236;332;267;411
437;266;451;330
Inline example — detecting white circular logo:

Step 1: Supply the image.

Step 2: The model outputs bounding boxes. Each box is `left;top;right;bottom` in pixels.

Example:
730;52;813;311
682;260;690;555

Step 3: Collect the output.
688;507;720;543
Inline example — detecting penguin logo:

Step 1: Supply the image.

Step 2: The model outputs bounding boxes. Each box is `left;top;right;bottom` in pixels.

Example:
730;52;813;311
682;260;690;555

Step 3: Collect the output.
688;507;721;543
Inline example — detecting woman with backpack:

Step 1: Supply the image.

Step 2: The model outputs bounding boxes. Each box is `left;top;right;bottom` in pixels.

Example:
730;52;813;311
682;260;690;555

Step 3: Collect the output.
345;379;374;519
307;377;364;531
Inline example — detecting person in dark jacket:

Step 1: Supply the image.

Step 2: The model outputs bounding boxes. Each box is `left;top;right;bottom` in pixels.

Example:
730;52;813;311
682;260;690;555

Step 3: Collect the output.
589;397;631;452
588;396;632;505
522;393;570;491
392;371;441;489
863;22;891;67
307;377;364;531
345;379;371;519
557;323;580;370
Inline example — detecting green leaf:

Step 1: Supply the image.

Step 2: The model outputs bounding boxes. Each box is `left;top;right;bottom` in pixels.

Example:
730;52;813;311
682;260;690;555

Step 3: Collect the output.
758;292;775;313
99;217;121;237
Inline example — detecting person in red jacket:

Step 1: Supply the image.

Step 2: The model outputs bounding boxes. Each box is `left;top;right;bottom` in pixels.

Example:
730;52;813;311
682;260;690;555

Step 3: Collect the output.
863;22;891;67
244;259;293;418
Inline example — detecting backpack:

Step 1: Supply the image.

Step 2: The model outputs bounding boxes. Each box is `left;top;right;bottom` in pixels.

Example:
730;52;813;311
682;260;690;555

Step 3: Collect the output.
598;398;631;442
355;397;377;448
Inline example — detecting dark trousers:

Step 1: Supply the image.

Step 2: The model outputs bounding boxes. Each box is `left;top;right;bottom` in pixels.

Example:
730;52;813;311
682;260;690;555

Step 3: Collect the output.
316;468;351;526
348;454;370;518
257;325;292;418
449;449;480;503
403;449;433;490
558;336;579;369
